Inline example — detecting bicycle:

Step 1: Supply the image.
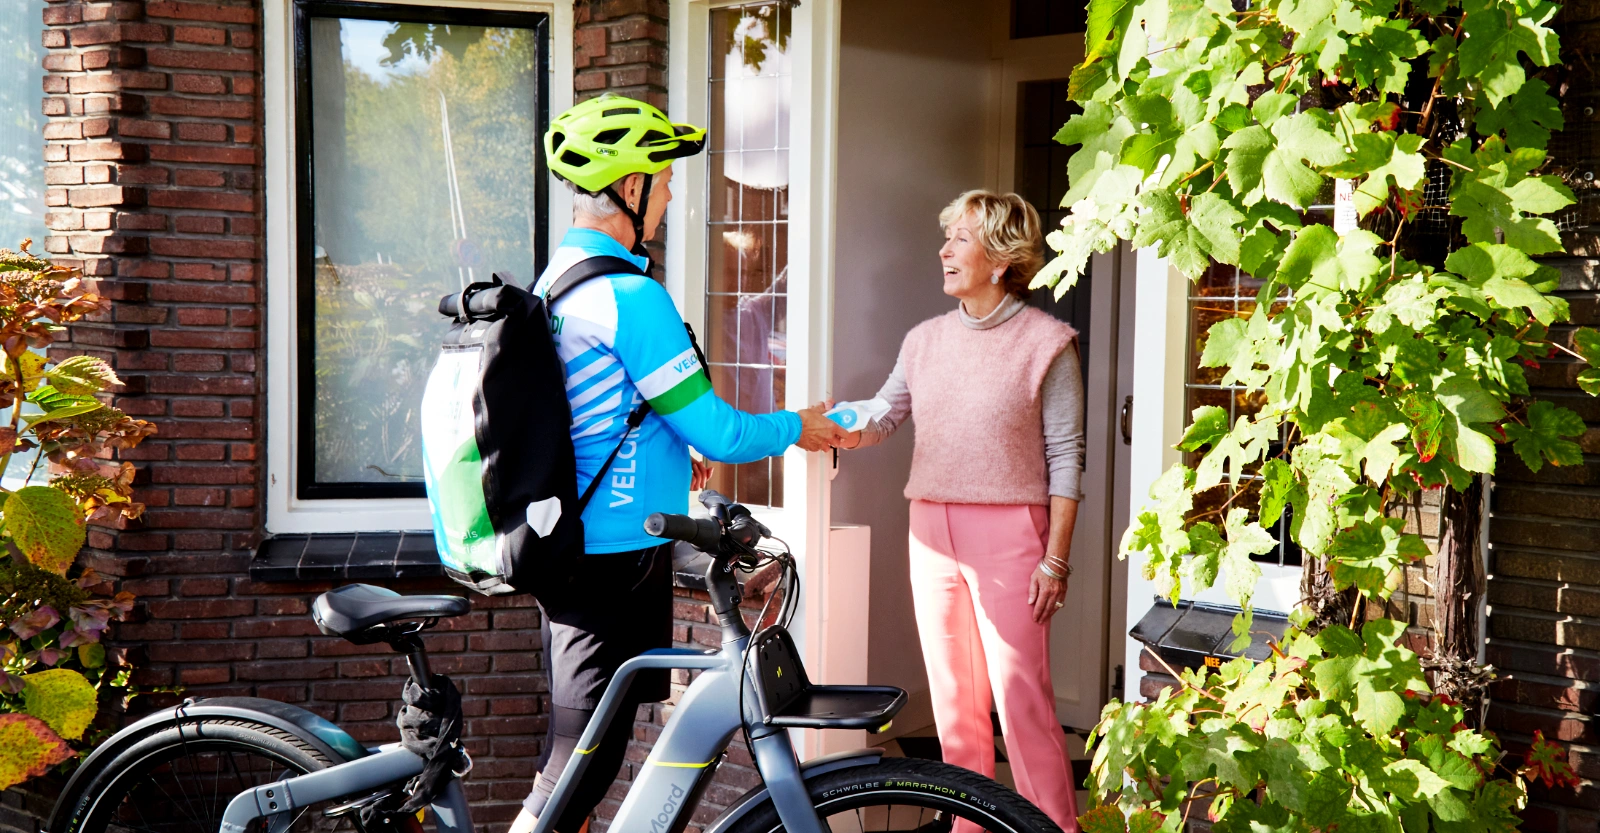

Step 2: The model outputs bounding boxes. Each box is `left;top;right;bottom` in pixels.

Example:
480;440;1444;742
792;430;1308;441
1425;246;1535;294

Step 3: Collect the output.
48;490;1063;833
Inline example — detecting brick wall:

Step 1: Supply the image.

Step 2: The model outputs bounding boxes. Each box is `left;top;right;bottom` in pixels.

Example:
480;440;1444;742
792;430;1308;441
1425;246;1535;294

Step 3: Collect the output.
22;0;782;830
1480;2;1600;831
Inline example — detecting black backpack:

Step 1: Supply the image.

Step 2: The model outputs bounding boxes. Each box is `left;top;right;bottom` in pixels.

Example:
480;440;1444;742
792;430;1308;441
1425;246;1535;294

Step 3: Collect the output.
420;256;653;597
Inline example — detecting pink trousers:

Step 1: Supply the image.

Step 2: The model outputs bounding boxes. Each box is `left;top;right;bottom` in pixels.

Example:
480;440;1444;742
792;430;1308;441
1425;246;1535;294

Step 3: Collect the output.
908;500;1080;833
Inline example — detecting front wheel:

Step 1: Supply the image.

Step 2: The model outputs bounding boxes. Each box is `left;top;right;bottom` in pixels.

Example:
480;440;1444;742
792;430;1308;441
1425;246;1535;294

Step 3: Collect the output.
722;756;1064;833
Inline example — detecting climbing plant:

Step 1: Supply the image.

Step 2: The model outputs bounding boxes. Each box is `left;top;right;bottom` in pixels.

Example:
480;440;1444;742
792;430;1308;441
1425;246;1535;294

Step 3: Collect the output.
0;242;153;789
1037;0;1592;825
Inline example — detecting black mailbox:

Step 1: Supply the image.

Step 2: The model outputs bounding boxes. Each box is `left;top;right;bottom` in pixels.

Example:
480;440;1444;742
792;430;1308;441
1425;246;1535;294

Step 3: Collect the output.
1129;599;1290;673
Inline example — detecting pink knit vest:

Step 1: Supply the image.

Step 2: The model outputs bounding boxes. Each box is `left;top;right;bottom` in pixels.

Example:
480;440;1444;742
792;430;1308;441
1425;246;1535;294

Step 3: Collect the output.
901;305;1076;505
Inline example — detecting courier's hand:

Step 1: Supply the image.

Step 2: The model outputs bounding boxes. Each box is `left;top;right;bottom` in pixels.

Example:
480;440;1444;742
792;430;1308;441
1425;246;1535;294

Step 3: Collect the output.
796;401;848;452
691;457;714;491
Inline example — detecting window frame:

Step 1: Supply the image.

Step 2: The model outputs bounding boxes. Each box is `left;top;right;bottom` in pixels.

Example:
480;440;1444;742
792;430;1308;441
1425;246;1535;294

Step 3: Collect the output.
291;0;551;501
264;0;575;534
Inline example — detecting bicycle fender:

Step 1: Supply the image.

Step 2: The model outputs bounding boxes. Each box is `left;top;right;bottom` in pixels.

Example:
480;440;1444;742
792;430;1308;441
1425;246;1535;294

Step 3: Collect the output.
48;697;367;831
703;748;886;833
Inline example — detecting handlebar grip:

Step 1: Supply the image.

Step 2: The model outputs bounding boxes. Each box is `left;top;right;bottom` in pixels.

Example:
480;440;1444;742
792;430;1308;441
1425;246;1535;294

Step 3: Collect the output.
644;513;724;552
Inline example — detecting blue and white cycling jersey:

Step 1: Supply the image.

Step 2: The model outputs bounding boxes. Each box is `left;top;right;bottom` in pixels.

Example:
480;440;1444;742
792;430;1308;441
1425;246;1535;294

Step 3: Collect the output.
532;228;801;554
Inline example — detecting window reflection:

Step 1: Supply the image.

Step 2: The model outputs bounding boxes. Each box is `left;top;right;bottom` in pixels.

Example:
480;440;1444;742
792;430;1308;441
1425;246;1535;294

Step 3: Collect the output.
704;2;790;508
303;13;543;493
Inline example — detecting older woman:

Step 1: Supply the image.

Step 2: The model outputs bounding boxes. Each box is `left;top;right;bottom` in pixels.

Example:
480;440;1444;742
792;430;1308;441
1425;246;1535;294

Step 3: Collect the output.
842;190;1083;833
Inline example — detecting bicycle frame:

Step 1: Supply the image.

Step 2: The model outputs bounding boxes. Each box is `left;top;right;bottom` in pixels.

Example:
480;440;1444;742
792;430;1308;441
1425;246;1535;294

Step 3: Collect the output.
218;553;830;833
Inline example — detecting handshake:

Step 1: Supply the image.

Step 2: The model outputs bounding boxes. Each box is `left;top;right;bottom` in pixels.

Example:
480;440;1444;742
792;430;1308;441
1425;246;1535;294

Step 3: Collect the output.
796;401;854;452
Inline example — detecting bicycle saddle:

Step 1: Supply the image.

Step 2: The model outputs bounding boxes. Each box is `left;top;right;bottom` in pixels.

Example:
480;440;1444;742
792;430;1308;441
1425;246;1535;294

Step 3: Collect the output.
313;584;470;640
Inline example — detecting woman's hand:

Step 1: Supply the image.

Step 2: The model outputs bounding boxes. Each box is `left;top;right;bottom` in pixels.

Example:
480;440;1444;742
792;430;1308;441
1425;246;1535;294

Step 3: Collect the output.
1027;562;1068;624
691;457;714;491
795;401;848;451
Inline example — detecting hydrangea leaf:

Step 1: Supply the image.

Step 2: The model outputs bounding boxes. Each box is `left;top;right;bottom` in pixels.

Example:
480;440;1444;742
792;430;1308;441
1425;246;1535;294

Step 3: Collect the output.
21;668;96;740
0;714;73;791
2;486;86;575
45;355;122;396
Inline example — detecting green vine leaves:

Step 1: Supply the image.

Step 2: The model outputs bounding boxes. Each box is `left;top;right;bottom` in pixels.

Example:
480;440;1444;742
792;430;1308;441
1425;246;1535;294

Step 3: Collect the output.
1044;0;1590;632
1048;0;1587;826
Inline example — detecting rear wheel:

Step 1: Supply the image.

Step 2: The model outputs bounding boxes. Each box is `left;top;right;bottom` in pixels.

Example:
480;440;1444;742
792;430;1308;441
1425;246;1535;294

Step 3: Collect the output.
722;756;1064;833
51;718;405;833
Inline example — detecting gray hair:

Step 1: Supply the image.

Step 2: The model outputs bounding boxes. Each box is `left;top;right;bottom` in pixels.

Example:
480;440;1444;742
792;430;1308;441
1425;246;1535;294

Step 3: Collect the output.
568;182;621;219
565;173;660;221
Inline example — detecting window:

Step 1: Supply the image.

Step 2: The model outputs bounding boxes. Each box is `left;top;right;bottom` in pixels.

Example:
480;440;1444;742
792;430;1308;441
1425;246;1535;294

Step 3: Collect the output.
292;0;549;500
1010;0;1086;39
0;3;45;249
701;1;791;508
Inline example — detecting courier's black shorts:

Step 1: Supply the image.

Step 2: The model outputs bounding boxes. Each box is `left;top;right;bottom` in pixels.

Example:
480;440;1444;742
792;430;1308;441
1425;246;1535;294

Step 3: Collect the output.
526;543;672;830
540;542;672;710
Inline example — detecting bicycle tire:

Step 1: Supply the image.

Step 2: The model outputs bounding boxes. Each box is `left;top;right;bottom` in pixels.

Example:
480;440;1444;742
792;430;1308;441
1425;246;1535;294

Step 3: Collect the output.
51;717;387;833
720;756;1065;833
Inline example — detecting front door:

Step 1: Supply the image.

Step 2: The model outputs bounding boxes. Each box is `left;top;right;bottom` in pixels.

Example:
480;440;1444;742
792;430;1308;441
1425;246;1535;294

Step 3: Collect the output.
1002;67;1130;729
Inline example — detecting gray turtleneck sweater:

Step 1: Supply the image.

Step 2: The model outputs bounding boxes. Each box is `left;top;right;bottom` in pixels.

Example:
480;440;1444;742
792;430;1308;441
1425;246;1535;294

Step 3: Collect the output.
850;293;1086;501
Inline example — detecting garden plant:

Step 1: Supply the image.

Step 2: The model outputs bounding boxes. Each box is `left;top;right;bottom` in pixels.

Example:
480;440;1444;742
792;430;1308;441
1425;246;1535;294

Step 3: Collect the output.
0;243;153;790
1039;0;1591;826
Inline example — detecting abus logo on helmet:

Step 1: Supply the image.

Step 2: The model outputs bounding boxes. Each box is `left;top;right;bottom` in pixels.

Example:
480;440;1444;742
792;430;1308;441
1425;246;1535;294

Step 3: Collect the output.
650;784;687;833
595;147;618;156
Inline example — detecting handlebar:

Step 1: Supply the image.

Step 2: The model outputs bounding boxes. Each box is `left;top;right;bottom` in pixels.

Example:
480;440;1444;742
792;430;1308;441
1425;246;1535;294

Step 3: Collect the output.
643;512;724;551
644;490;767;553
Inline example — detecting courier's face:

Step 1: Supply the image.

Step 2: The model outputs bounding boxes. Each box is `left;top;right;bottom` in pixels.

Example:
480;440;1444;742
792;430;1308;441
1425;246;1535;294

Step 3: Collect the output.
939;212;1001;300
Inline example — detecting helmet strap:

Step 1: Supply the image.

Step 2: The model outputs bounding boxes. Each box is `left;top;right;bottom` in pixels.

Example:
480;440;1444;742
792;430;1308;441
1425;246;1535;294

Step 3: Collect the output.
601;176;654;268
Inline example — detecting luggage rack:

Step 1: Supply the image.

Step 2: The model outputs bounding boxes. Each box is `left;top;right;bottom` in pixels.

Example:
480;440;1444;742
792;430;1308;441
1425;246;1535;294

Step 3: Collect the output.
749;627;906;732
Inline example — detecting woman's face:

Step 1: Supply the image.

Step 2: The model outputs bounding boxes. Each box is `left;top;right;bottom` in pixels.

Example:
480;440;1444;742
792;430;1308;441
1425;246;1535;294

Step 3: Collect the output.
940;211;1002;300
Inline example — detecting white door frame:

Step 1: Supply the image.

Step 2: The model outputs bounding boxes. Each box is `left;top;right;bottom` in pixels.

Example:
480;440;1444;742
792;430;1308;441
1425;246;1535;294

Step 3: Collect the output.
665;0;842;756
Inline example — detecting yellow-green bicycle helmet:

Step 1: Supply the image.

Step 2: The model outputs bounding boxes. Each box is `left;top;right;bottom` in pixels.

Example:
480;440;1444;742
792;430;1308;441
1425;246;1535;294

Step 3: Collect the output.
545;95;706;257
545;94;707;194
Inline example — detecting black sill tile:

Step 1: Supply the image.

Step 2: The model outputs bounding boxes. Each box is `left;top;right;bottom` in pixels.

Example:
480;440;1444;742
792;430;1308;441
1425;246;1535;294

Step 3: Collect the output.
249;532;432;583
350;533;402;566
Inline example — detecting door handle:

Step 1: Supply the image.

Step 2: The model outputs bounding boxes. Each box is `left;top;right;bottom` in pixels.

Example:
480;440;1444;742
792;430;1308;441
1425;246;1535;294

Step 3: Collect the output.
1120;395;1133;445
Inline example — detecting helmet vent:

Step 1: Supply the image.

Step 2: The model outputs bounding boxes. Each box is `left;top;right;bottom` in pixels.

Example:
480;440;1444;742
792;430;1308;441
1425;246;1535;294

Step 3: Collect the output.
560;150;591;167
551;131;566;150
602;107;642;117
592;128;629;146
639;130;670;146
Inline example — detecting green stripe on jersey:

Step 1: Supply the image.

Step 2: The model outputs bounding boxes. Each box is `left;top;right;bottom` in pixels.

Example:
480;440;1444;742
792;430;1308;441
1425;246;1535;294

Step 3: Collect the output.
648;372;712;415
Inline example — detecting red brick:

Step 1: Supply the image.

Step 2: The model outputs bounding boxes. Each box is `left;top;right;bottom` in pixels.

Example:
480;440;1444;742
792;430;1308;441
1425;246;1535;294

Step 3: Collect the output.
149;283;255;303
177;577;227;596
44;122;82;141
232;76;256;96
148;189;252;212
146;47;253;73
230;488;255;508
144;508;255;529
43;5;83;25
146;1;258;24
115;212;166;231
146;96;251;120
231;29;255;49
69;185;143;208
174;215;225;234
230;442;256;461
173;486;226;506
146;598;254;619
172;74;226;95
179;667;231;685
173;25;226;45
148;330;255;349
173;262;225;281
147;237;255;259
175;441;227;460
150;463;242;484
172;354;225;372
174;531;224;549
173;168;225;187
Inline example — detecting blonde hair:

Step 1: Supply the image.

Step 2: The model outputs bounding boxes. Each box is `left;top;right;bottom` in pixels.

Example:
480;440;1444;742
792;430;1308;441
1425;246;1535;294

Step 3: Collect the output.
938;190;1045;299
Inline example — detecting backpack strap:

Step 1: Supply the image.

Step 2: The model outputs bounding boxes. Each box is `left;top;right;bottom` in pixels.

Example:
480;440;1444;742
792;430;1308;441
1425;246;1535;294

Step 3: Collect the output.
543;254;708;520
543;255;647;303
573;402;652;517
